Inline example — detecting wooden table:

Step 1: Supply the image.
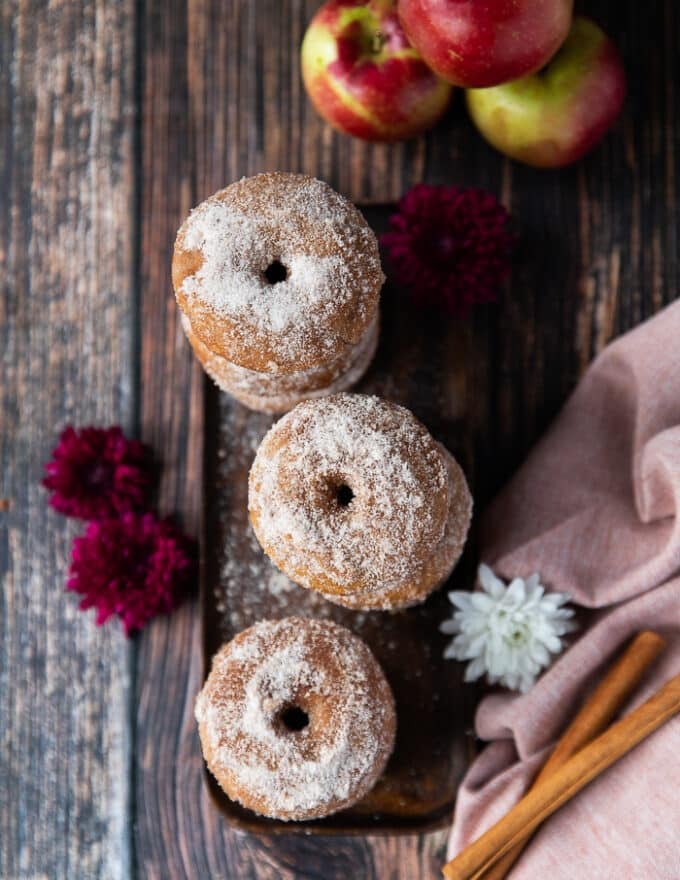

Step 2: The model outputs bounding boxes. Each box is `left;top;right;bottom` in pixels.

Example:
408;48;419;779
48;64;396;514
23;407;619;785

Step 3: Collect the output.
2;1;678;877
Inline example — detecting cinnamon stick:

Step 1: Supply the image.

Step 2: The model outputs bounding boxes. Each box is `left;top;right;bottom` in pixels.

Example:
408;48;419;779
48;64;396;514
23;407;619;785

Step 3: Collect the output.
481;630;665;880
443;669;680;880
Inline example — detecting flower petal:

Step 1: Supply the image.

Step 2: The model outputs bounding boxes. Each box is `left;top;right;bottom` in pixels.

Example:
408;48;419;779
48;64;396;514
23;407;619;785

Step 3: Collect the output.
441;562;576;693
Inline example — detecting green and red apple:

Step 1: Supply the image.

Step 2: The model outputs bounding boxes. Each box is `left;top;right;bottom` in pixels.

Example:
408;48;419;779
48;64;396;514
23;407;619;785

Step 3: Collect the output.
301;0;453;142
398;0;574;88
465;17;627;168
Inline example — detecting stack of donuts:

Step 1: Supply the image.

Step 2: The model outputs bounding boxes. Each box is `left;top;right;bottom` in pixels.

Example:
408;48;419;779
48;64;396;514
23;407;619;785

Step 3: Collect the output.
175;173;473;822
172;172;383;413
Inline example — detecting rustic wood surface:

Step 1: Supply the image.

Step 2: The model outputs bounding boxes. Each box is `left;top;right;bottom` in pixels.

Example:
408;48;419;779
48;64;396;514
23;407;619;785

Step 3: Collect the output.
1;1;136;878
1;0;679;878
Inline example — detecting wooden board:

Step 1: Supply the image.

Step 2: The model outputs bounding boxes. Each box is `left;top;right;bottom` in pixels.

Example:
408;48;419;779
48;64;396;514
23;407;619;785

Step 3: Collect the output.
202;206;479;834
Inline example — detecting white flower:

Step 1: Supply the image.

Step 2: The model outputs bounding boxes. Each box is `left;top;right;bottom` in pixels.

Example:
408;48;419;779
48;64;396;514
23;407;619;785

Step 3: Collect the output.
440;564;577;694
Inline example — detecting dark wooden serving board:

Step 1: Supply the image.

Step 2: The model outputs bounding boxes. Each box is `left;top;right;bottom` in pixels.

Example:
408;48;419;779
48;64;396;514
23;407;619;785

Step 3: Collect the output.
201;205;480;835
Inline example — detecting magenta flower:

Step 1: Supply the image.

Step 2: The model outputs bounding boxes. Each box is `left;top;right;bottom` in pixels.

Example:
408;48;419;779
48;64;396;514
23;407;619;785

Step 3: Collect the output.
380;184;515;317
42;426;155;519
67;512;196;635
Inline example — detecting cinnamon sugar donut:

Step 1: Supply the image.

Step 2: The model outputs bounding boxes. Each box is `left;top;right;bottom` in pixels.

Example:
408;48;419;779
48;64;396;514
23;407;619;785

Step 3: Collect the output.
180;312;379;414
248;394;473;611
172;173;384;413
195;617;396;821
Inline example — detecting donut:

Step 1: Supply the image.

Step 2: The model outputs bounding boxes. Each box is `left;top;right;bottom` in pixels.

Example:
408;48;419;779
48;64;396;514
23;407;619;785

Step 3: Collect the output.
180;312;379;414
248;393;473;611
172;173;384;413
195;617;396;821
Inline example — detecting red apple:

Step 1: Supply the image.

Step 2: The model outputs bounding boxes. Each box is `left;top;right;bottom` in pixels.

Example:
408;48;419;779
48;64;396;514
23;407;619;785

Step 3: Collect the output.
398;0;574;88
466;17;626;168
301;0;453;142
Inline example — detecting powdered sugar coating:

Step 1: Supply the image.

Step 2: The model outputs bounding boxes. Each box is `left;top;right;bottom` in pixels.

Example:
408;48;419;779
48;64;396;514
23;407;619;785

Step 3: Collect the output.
195;617;396;820
248;394;452;600
172;173;384;373
322;446;473;610
181;313;379;414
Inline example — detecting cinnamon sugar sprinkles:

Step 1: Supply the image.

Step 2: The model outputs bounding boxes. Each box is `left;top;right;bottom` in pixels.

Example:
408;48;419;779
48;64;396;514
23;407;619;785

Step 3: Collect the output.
248;394;473;611
195;617;396;821
172;173;384;412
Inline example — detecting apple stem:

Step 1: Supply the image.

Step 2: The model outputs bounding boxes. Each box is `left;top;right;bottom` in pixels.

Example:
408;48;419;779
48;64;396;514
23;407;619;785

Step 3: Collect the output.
371;31;384;54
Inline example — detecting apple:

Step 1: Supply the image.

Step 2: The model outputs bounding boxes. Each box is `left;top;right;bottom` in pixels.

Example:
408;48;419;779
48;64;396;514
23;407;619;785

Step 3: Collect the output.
301;0;453;142
465;17;627;168
398;0;574;88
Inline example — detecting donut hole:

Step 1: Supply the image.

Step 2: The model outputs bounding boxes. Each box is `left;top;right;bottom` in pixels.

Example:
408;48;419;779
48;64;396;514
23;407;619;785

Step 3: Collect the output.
335;483;355;507
264;260;289;285
277;704;309;733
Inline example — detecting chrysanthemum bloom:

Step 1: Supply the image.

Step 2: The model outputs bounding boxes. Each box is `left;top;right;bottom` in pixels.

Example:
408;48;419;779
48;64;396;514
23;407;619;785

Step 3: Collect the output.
67;512;196;635
42;426;155;519
380;184;515;316
441;564;577;693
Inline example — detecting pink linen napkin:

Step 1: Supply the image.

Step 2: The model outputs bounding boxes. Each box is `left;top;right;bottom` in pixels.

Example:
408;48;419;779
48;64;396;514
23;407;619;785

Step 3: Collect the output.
447;300;680;879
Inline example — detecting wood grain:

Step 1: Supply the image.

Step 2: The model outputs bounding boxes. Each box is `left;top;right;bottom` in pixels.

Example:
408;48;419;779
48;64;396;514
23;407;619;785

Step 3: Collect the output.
2;0;679;877
0;1;136;877
134;1;679;877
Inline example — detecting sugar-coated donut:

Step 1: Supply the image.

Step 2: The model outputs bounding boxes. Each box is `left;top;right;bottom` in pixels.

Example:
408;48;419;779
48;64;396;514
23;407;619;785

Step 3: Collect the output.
195;617;396;821
172;173;384;413
248;394;473;611
180;312;379;414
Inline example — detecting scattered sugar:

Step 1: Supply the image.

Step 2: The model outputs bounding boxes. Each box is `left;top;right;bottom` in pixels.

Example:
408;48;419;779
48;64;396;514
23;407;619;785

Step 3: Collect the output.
218;524;331;637
266;569;296;597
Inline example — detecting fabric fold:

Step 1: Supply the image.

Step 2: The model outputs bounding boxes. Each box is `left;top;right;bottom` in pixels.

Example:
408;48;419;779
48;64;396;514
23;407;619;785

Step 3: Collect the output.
448;300;680;879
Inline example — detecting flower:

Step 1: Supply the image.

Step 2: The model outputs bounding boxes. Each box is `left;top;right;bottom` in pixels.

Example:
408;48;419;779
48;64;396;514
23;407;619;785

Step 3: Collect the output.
67;512;196;635
380;184;514;316
42;426;155;520
440;564;577;693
